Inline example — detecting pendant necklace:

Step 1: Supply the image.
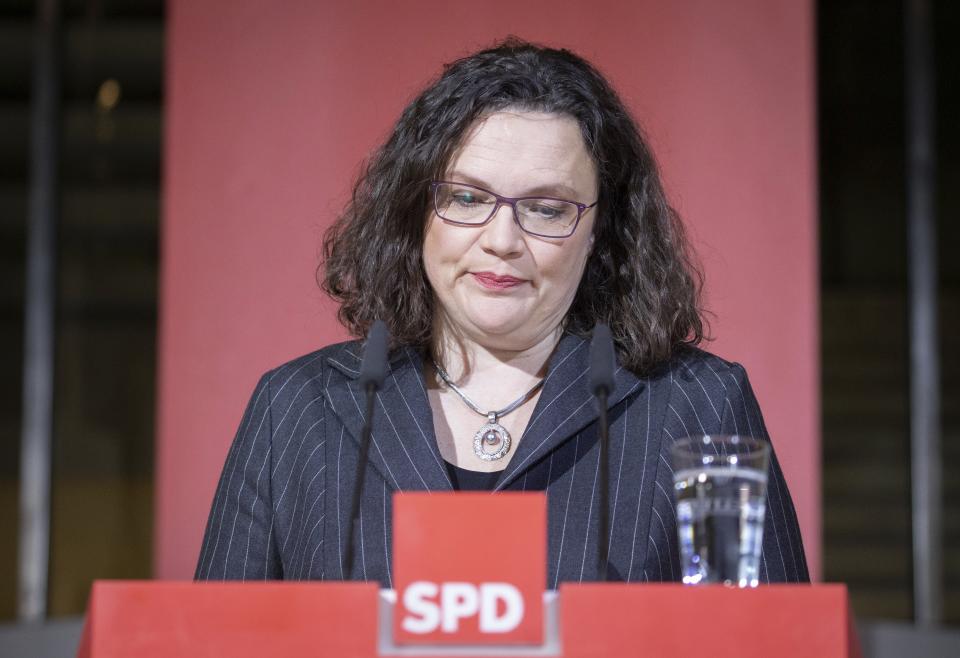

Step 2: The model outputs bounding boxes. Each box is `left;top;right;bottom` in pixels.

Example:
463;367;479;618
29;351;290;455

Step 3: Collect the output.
432;360;544;461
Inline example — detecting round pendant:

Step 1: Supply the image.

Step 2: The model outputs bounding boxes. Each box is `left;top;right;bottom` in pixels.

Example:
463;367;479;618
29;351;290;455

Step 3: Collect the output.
473;421;512;461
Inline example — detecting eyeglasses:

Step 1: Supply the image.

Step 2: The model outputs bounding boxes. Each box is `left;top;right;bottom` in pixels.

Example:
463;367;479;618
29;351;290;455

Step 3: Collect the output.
430;181;597;239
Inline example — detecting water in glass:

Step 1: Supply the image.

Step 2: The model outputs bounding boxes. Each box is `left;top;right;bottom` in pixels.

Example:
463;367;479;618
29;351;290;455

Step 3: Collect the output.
672;435;770;587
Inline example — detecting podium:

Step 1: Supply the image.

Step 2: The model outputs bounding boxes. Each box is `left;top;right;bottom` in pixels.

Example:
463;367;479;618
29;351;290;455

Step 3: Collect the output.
77;581;859;657
78;493;860;657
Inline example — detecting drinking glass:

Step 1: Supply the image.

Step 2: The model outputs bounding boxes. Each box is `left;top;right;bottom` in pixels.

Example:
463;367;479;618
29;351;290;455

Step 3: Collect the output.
671;435;770;587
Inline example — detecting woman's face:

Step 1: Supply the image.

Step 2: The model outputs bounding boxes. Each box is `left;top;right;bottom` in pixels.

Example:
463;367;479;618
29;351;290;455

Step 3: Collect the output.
423;110;599;351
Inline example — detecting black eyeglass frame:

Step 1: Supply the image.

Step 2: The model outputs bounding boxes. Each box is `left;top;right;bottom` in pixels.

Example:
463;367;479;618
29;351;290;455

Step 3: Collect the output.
430;180;598;239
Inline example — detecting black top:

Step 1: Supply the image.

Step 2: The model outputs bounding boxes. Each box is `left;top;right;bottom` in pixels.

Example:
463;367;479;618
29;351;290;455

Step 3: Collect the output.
444;461;502;491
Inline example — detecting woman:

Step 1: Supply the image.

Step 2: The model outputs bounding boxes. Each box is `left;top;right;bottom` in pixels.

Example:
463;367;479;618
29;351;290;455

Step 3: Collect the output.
196;40;808;585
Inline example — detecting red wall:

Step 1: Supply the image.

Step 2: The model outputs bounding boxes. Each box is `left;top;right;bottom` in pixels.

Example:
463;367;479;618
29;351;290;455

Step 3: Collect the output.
157;0;819;579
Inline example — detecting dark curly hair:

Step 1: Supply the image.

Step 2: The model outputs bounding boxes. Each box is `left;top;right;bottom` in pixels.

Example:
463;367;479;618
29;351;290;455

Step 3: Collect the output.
321;38;705;375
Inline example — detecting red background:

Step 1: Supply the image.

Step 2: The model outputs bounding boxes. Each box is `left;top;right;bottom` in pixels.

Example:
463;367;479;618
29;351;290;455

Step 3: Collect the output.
156;0;819;579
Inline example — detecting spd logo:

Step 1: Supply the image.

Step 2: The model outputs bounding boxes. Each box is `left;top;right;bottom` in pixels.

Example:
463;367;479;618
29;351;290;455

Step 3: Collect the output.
392;493;546;645
401;581;524;634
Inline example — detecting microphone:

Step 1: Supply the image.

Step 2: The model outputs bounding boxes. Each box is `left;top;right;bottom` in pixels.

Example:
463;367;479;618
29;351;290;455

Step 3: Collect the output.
344;320;389;579
589;323;615;581
357;320;390;392
589;323;615;396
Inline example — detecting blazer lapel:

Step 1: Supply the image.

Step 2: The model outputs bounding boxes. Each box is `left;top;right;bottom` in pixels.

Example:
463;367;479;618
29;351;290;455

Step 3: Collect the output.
323;334;644;494
324;344;453;492
496;333;646;491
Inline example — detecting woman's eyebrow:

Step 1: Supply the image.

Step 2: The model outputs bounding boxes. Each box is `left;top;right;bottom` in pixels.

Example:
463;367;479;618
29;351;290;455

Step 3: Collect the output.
522;183;581;199
445;172;582;199
445;171;492;190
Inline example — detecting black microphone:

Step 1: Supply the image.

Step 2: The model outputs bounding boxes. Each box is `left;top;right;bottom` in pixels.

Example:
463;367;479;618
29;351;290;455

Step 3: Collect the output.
344;320;389;579
589;323;615;581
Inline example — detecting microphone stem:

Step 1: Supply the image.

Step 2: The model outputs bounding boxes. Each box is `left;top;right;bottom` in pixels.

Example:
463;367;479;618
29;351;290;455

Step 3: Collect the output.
344;382;377;579
597;388;609;581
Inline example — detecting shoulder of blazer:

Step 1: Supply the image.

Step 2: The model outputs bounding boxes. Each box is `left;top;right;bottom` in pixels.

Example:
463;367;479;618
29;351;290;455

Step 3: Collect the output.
255;340;364;410
655;345;760;437
293;339;421;380
260;339;430;438
595;346;745;411
667;346;747;388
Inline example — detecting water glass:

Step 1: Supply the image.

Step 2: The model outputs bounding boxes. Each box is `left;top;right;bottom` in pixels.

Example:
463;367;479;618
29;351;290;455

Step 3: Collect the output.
671;435;770;587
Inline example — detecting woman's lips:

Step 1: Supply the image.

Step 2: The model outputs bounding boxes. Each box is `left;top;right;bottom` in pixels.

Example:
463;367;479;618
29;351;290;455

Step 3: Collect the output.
471;271;526;290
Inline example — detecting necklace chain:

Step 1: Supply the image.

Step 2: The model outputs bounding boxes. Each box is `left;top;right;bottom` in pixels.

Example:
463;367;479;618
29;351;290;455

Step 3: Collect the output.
432;359;544;462
432;360;544;423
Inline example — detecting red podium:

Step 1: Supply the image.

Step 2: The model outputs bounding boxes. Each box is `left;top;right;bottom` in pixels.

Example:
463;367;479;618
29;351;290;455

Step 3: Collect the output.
77;581;859;657
78;494;860;657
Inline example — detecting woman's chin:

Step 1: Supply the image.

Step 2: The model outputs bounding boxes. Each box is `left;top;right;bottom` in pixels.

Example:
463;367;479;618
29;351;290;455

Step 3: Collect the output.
459;313;548;347
468;319;528;338
455;299;531;335
439;295;555;346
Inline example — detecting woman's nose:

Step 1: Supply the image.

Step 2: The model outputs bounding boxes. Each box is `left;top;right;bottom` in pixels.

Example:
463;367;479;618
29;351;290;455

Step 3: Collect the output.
478;203;525;256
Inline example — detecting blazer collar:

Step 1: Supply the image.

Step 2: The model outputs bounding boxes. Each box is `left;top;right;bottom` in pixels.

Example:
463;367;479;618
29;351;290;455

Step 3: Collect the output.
324;343;454;492
323;333;645;493
494;333;645;490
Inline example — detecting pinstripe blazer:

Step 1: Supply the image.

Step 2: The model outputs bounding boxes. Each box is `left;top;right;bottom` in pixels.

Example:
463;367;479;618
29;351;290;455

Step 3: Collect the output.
196;333;809;585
